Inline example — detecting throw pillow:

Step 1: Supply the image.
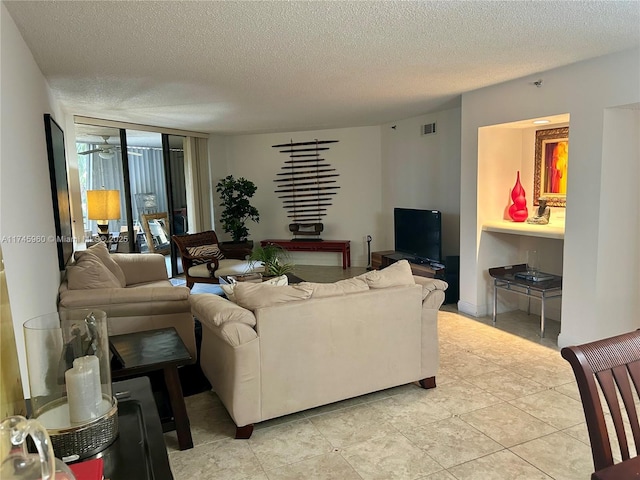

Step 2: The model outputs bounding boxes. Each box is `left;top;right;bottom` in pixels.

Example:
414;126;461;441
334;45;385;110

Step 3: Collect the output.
233;283;313;310
66;251;122;290
299;277;369;298
221;274;288;303
361;259;415;289
186;244;225;265
75;241;126;287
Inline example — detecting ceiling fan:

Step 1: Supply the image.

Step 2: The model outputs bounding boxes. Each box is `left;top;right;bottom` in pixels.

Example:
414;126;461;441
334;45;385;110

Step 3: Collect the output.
78;135;143;158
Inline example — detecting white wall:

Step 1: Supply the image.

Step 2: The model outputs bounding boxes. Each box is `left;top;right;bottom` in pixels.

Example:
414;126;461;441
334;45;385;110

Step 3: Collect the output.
380;108;461;258
595;106;640;337
460;48;640;346
206;112;462;268
1;5;68;397
208;127;383;267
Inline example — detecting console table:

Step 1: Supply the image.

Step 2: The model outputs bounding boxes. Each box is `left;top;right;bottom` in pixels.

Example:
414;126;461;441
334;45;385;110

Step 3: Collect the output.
260;239;351;269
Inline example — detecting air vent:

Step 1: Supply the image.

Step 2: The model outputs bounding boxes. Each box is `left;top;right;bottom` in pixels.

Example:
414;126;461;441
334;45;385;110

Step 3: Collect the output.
422;122;437;135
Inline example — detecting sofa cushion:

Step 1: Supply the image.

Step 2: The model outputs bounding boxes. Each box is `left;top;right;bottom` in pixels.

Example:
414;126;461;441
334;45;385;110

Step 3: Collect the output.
188;259;265;279
233;283;313;310
299;277;369;298
66;251;122;289
75;241;126;287
221;274;288;303
191;293;256;327
359;259;415;289
187;243;224;265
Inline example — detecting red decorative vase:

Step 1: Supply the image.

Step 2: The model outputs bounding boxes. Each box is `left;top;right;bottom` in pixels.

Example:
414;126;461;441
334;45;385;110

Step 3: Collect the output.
508;171;528;222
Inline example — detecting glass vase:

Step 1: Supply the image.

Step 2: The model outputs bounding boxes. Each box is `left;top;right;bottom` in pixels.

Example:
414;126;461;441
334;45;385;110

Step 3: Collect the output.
23;309;117;460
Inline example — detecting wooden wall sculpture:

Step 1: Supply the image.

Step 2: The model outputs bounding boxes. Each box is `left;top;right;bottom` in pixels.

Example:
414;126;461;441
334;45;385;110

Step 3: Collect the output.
272;140;340;239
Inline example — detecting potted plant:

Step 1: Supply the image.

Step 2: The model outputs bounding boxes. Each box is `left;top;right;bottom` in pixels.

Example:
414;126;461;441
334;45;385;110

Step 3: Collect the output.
249;244;295;277
215;175;260;248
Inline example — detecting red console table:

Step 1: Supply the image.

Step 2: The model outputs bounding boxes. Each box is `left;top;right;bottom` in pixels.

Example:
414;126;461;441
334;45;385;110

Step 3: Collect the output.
260;239;351;269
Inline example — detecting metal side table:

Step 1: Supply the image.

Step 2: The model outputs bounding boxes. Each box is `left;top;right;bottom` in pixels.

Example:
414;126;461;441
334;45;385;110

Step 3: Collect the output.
489;263;562;338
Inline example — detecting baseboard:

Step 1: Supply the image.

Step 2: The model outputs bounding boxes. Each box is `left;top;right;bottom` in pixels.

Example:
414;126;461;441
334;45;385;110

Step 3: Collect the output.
457;300;486;317
557;331;579;349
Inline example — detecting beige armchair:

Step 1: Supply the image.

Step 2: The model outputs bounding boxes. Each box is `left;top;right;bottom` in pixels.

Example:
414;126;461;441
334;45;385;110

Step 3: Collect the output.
58;242;195;359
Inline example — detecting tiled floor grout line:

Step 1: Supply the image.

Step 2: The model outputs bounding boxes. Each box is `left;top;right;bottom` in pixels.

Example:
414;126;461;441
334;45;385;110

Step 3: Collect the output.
166;273;596;479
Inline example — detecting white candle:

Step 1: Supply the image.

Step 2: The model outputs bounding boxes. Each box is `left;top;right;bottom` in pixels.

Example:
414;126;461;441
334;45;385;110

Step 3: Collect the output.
65;355;102;423
73;355;103;410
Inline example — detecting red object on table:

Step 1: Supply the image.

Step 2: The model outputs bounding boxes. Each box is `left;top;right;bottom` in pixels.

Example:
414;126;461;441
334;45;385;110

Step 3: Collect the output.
508;171;528;222
69;457;104;480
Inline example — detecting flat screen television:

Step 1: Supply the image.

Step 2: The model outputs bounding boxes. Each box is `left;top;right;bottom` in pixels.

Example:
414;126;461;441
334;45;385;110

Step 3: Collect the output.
394;208;442;263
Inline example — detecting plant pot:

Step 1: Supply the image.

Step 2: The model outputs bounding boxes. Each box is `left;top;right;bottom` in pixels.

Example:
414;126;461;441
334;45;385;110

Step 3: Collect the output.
220;240;254;259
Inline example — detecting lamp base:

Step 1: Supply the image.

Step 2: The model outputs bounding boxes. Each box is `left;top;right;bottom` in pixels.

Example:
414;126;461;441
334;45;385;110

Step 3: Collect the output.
96;222;109;235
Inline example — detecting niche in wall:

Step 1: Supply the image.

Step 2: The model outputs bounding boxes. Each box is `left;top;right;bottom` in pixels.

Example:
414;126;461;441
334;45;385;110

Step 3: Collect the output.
477;113;570;321
478;113;570;235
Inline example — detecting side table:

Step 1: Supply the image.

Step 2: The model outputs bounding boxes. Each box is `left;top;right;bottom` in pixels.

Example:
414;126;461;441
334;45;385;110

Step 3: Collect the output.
489;264;562;338
110;327;194;450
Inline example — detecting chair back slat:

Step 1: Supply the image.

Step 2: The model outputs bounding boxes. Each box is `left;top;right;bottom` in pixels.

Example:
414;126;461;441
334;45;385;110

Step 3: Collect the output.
171;230;223;289
561;330;640;472
173;230;220;252
623;362;640;452
597;369;631;460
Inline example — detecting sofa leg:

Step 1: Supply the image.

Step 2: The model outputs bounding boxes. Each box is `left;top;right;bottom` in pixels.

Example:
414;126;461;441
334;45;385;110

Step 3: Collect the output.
235;424;254;439
419;376;436;389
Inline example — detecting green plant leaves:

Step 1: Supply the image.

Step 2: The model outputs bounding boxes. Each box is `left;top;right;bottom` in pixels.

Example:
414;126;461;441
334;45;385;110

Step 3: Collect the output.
215;175;260;242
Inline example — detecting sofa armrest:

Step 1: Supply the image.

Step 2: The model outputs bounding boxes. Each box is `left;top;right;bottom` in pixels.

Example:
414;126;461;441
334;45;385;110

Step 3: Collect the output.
190;294;258;346
111;253;168;285
413;275;448;309
59;285;190;308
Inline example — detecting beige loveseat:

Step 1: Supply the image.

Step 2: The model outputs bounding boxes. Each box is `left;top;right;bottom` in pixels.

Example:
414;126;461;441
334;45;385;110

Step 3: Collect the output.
190;260;447;438
58;242;196;358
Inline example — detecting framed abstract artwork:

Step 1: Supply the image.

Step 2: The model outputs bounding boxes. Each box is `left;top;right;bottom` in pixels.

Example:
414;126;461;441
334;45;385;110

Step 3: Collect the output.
44;113;74;270
533;126;569;207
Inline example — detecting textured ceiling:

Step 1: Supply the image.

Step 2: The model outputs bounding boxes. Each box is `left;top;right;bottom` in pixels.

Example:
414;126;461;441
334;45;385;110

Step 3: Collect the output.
4;1;640;135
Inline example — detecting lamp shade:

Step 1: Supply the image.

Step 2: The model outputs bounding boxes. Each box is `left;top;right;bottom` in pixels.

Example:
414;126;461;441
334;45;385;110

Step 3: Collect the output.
87;190;121;220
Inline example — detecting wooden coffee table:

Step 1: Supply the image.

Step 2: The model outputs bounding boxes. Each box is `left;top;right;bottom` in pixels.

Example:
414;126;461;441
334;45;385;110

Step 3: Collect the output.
110;327;194;450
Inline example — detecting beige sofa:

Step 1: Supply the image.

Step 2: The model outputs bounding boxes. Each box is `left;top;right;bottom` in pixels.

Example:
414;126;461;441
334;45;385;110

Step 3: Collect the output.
190;260;447;438
58;242;196;358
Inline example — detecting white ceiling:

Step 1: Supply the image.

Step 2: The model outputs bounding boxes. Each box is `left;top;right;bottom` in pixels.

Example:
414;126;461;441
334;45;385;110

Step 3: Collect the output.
4;1;640;135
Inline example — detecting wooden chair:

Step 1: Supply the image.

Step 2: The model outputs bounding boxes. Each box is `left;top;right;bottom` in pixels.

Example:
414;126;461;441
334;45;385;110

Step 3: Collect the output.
172;231;262;288
561;330;640;474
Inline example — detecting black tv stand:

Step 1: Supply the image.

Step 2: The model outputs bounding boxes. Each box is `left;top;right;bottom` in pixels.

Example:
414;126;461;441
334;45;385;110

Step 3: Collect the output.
371;251;444;278
410;256;431;265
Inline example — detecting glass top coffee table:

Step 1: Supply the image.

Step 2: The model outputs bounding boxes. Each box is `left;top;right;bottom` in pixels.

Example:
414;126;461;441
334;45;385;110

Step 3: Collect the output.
219;272;304;285
489;263;562;338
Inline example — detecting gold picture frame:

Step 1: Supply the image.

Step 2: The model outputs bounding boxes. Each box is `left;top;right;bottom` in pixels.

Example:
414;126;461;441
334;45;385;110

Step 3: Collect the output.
533;127;569;207
141;212;171;254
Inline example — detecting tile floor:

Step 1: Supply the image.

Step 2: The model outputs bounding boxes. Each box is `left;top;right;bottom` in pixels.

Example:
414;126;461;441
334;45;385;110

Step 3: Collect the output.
165;266;596;479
